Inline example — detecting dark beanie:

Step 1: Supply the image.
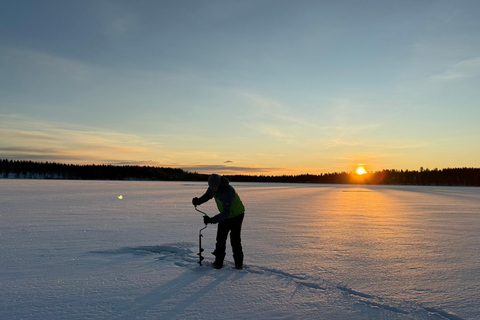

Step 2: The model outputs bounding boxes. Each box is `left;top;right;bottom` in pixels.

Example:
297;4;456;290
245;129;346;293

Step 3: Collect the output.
208;174;222;188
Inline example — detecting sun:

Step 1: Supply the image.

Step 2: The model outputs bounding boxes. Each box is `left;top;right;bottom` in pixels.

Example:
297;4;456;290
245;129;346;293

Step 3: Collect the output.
356;167;367;175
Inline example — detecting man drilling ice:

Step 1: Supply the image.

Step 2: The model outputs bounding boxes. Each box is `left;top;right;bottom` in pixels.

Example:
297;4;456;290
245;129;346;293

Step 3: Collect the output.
192;174;245;269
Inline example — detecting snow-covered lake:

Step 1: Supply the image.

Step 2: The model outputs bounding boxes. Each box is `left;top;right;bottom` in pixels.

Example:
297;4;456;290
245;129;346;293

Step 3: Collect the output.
1;180;479;320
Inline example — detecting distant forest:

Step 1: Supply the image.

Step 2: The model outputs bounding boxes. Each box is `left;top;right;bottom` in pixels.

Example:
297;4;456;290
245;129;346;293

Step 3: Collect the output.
1;159;479;186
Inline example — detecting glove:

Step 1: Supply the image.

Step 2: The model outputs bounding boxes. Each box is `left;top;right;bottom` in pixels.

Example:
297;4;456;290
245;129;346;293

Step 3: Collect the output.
203;215;213;224
192;197;200;206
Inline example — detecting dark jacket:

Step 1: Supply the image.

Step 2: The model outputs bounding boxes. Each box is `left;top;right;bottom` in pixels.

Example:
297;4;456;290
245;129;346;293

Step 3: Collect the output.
197;176;245;223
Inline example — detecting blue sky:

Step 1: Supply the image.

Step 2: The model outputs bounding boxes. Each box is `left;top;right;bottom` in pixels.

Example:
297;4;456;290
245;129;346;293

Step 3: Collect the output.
1;0;479;175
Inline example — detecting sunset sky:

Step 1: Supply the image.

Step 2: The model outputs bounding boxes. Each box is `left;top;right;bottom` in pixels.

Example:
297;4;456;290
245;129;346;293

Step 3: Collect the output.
1;1;479;175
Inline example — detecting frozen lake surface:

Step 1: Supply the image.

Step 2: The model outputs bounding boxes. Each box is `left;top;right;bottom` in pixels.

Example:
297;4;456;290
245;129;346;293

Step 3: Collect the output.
1;180;479;319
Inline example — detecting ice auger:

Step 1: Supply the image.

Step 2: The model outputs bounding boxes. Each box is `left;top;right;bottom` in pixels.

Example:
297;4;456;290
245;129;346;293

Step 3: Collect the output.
195;206;209;266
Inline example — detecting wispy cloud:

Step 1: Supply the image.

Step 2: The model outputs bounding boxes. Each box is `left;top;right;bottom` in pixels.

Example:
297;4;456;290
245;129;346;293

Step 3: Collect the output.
0;114;164;164
241;92;312;127
322;135;429;150
1;115;279;174
179;164;273;175
95;2;140;39
178;163;322;176
0;46;96;82
240;91;325;144
431;56;480;82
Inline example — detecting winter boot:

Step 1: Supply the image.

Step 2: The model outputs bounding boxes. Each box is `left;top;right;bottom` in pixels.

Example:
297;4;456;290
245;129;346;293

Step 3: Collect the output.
233;253;243;270
212;251;225;269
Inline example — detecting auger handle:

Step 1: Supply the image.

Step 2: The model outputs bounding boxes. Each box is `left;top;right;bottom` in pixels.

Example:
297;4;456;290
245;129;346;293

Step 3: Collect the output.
195;206;208;217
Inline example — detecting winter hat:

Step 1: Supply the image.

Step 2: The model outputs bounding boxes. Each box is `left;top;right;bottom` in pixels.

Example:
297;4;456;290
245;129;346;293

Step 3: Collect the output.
208;174;222;188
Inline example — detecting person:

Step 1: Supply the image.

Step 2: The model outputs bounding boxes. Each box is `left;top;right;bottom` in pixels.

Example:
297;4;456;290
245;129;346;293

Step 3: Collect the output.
192;174;245;269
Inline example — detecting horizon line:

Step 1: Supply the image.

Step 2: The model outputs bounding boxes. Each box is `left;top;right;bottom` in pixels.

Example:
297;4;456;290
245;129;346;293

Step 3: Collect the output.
2;158;478;177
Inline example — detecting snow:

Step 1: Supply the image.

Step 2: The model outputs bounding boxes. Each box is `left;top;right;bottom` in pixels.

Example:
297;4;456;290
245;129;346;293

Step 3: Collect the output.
1;180;479;320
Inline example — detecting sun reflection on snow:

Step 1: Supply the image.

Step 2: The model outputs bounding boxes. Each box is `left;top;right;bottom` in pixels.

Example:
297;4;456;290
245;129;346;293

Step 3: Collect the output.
297;186;435;295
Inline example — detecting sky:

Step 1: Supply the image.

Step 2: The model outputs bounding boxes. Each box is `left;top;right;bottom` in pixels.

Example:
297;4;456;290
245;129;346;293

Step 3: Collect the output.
1;0;479;175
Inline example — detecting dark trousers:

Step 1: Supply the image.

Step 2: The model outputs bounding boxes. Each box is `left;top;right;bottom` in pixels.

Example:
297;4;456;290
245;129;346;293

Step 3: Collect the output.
215;213;244;265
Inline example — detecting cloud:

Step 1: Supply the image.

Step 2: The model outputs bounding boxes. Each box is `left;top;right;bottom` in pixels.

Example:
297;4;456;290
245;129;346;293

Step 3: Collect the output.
322;136;429;150
241;92;311;126
239;91;325;144
179;164;272;174
1;115;274;174
178;163;319;176
84;1;142;40
431;56;480;82
0;46;96;82
257;124;291;139
0;113;383;175
0;114;165;164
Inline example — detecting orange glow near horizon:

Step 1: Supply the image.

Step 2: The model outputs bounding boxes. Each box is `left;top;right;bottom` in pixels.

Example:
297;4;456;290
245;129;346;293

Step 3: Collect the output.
356;167;367;175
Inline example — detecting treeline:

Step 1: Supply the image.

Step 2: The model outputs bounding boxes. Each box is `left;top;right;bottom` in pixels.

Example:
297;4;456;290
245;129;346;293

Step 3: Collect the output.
227;168;480;186
0;159;207;181
1;159;479;186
